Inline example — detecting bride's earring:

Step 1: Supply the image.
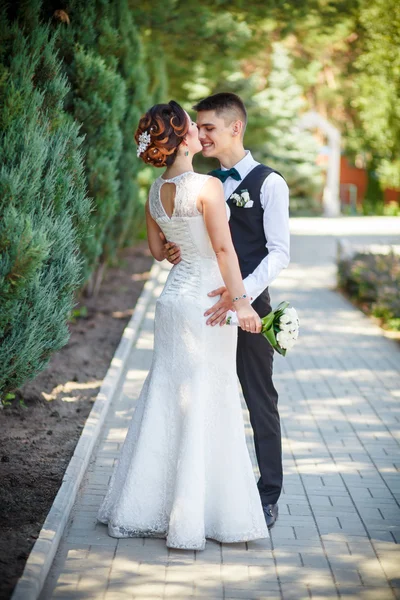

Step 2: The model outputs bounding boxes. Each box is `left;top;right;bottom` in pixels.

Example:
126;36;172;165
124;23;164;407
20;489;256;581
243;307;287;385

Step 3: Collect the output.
184;150;189;156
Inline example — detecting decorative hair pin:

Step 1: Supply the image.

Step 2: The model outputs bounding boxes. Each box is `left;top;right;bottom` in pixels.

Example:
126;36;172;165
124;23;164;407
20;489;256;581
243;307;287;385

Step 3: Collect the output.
137;131;151;157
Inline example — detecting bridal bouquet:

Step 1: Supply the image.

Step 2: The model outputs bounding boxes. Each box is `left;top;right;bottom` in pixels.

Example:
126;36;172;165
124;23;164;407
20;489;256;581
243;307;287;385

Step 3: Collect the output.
226;301;299;356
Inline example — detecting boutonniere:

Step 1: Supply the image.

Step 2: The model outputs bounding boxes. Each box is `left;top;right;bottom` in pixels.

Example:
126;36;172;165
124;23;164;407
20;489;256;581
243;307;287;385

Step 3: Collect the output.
229;189;254;208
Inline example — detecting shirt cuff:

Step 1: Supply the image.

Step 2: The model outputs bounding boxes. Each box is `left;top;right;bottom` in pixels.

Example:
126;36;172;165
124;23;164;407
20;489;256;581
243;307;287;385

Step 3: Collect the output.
243;275;261;304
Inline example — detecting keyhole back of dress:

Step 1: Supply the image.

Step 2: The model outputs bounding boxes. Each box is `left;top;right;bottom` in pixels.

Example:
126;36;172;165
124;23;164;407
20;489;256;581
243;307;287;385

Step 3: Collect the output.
160;182;176;218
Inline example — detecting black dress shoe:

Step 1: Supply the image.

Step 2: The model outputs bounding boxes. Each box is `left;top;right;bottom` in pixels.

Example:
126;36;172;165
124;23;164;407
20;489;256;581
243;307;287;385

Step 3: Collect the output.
263;503;279;529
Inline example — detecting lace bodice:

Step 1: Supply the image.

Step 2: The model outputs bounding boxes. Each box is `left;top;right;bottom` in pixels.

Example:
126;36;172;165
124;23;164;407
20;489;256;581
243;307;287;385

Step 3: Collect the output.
149;171;211;221
148;171;231;267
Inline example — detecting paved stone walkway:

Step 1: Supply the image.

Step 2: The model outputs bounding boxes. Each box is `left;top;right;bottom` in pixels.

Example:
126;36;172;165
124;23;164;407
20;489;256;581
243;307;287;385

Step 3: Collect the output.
40;218;400;599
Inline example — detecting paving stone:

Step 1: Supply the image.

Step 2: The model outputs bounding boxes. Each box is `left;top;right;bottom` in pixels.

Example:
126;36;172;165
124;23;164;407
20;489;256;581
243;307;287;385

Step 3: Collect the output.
278;515;315;527
105;591;135;600
274;550;303;570
166;580;212;597
221;564;248;582
51;590;86;599
269;525;296;540
294;526;321;540
287;504;313;516
300;553;331;569
331;566;364;585
66;532;118;547
225;597;281;600
194;594;224;600
223;582;281;596
336;585;395;599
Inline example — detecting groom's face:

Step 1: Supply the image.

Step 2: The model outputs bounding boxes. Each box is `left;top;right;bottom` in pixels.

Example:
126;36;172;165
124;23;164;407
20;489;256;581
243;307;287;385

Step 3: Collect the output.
196;110;235;160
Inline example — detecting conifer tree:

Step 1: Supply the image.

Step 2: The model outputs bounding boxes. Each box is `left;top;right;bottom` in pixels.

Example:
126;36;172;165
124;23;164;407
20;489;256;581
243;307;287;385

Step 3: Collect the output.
48;0;127;289
106;0;150;252
72;46;126;281
48;0;156;287
246;44;323;213
0;5;91;400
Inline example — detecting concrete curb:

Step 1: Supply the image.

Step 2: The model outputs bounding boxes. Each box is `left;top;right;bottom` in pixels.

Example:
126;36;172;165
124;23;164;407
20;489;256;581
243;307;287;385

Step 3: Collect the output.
12;261;160;600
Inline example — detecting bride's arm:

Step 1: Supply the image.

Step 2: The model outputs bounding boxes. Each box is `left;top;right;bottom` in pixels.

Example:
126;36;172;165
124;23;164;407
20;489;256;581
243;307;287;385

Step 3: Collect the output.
199;178;261;333
145;199;165;261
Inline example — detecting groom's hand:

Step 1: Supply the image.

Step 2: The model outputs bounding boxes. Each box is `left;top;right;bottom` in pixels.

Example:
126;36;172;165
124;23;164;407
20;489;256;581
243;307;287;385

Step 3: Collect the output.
204;287;233;326
159;232;181;264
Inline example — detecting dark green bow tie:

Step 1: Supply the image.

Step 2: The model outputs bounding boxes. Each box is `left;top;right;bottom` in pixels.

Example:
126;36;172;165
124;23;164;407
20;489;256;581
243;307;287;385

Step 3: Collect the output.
209;167;242;183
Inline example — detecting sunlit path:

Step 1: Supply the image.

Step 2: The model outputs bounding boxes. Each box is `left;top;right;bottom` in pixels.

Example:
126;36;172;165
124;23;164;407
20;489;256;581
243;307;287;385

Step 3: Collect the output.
40;217;400;600
269;217;400;599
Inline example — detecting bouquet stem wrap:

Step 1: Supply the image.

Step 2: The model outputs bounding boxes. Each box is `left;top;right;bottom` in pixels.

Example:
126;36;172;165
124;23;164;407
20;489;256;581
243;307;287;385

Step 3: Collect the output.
260;301;290;356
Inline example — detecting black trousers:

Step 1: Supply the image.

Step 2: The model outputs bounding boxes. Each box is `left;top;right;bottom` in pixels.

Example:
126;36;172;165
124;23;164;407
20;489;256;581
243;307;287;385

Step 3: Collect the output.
236;289;282;506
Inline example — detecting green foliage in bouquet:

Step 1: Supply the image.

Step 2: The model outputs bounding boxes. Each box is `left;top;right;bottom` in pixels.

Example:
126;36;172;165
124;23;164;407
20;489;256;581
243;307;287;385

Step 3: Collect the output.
338;252;400;331
261;301;290;356
260;301;299;356
0;7;91;401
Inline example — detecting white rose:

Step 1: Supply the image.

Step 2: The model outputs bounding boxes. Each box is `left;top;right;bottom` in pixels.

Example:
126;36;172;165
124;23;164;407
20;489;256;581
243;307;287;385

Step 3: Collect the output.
241;191;250;202
276;331;292;349
285;307;299;320
280;314;292;325
285;339;296;350
280;322;293;333
231;193;241;202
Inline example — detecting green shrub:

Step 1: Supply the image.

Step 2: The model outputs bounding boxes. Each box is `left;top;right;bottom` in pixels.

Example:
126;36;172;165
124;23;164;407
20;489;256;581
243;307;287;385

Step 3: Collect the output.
383;201;400;217
0;12;91;400
50;0;150;281
338;251;400;331
106;0;150;253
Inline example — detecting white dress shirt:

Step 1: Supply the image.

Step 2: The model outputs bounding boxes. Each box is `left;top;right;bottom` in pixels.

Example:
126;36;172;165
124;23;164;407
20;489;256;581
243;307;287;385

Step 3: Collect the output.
221;151;290;302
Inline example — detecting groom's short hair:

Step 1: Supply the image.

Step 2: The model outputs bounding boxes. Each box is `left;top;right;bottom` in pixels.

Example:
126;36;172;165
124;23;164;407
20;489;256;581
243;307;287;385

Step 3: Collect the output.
193;93;247;132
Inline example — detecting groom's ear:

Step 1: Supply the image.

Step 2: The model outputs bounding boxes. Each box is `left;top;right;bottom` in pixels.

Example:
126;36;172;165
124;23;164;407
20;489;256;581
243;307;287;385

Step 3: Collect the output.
231;119;243;138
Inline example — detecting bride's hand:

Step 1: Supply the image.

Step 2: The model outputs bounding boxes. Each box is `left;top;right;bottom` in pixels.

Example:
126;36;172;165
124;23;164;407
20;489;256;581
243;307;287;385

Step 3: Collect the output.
159;232;181;265
235;299;262;334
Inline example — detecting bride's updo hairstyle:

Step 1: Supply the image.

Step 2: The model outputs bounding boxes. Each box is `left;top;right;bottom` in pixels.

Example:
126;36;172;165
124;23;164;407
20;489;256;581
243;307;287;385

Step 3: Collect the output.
135;101;189;167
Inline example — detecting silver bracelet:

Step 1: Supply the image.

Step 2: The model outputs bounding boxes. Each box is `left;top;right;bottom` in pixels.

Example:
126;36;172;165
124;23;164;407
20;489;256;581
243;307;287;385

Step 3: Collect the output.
232;294;248;303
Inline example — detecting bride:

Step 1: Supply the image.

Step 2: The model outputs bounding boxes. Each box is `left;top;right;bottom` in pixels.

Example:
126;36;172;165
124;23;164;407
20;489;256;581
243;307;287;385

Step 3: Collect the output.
97;100;269;550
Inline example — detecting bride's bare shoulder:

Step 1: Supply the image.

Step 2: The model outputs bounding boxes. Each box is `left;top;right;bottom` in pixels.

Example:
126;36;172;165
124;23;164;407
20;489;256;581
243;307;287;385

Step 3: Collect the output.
198;175;223;198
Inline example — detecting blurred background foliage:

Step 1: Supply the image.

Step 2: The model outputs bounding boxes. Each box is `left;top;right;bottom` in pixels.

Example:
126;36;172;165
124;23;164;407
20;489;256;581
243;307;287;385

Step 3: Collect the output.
0;0;399;397
129;0;399;210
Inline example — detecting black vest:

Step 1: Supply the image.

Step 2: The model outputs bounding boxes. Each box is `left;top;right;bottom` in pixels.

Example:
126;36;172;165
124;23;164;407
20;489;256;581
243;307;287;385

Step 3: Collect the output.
225;164;282;279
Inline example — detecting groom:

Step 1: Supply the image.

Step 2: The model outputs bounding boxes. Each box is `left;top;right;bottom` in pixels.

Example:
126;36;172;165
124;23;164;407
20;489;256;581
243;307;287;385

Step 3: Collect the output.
163;93;290;528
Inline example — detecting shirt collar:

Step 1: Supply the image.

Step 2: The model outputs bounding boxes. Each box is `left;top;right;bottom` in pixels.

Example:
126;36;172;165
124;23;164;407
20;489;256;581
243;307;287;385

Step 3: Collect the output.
221;150;255;179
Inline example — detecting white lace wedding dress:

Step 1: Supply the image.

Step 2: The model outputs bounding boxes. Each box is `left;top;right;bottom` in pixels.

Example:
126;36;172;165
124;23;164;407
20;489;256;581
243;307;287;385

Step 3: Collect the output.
97;171;268;550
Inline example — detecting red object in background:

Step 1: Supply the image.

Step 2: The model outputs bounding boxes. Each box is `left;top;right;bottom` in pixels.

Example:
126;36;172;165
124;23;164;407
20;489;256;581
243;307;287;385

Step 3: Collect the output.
384;187;400;204
340;156;367;207
340;156;399;206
